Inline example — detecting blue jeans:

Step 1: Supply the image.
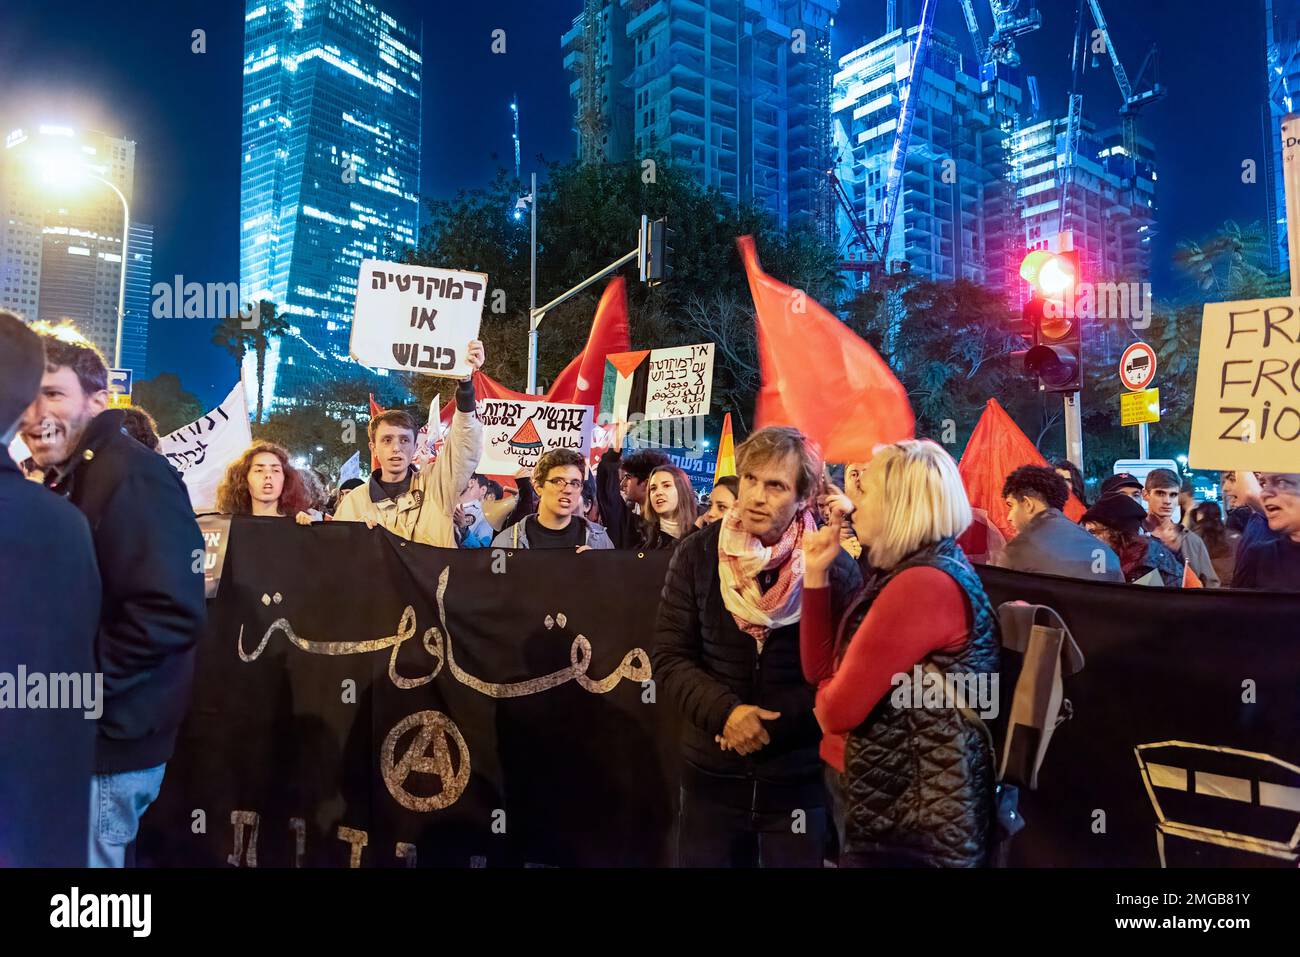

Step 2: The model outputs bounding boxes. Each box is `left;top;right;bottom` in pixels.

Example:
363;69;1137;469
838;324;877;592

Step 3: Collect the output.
88;764;166;868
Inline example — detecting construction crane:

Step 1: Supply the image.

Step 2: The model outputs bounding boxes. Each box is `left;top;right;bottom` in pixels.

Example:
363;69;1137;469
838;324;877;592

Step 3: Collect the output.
1084;0;1165;158
875;0;938;269
828;169;880;272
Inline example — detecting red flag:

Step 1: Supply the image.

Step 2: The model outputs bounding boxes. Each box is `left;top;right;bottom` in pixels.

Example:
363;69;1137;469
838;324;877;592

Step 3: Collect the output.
737;235;913;462
545;276;630;408
958;398;1086;542
368;393;384;473
1182;562;1203;589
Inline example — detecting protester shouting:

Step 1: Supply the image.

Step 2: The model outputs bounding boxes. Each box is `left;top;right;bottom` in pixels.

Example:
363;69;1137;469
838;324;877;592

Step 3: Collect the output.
1082;492;1182;586
454;473;496;547
0;313;101;866
21;324;205;868
1142;469;1219;586
801;440;998;867
334;339;486;546
1233;472;1300;591
596;442;669;548
493;449;614;550
695;475;738;529
997;465;1121;581
1221;469;1276;555
641;465;697;549
216;441;318;523
652;426;861;868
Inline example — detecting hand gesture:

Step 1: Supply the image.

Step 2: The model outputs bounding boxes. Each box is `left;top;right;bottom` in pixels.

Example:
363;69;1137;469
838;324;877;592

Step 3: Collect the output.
464;340;485;377
803;511;843;588
294;511;314;526
819;482;854;523
716;704;781;755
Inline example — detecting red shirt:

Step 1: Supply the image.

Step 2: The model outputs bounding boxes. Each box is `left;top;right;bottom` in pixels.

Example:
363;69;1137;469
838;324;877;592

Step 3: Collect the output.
801;566;971;772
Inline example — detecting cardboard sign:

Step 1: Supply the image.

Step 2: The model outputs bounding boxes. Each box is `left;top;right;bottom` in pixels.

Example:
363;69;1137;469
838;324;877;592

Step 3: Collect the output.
1189;296;1300;471
1120;388;1160;426
601;342;714;423
477;399;594;476
351;259;487;380
159;380;253;511
196;514;232;598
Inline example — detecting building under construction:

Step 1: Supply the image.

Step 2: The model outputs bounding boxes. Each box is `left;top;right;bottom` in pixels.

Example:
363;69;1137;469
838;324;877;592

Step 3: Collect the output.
561;0;837;237
831;23;1024;292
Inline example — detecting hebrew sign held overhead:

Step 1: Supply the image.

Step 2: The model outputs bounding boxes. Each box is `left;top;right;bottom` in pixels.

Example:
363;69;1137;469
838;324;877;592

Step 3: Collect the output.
159;380;252;511
351;259;487;380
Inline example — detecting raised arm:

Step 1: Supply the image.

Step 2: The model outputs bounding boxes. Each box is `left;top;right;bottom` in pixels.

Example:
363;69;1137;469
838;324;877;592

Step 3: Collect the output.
426;341;485;515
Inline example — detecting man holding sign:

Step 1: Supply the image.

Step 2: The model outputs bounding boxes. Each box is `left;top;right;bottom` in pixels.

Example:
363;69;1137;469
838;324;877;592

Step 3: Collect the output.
334;340;486;548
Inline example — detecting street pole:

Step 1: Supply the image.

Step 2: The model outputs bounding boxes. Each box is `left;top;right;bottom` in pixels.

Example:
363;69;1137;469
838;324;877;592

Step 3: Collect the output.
1138;421;1149;459
527;171;539;395
1058;230;1083;471
92;174;130;370
1282;113;1300;296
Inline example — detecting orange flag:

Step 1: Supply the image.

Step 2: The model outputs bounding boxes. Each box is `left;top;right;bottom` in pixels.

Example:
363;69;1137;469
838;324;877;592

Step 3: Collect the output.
714;412;736;481
736;235;913;462
1182;562;1203;589
958;398;1086;542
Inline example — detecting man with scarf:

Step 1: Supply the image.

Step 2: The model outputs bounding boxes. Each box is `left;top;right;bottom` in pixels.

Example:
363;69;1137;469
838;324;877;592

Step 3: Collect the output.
652;427;862;867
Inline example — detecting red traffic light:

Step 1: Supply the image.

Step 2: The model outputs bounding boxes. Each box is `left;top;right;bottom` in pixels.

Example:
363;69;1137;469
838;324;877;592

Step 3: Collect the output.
1020;249;1077;296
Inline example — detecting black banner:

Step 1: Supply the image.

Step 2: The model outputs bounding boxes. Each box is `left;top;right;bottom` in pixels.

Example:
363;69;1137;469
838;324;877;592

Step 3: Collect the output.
138;519;1300;867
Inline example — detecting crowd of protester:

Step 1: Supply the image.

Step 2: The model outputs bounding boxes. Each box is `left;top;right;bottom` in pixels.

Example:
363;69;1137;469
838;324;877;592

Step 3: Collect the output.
2;307;1298;868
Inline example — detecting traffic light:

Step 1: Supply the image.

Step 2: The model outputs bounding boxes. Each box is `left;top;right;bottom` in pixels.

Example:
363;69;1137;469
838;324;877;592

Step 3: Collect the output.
1018;249;1082;393
641;217;672;286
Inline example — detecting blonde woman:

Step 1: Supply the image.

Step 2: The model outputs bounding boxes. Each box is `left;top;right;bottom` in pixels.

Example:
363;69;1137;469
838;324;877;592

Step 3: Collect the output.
801;439;998;867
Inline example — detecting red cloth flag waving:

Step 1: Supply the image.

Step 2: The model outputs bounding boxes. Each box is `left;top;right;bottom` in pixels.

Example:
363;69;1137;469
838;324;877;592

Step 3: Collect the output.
736;235;913;462
546;276;630;409
958;398;1086;543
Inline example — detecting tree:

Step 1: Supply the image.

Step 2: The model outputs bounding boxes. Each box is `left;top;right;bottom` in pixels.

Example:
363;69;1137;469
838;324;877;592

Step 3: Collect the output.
408;157;843;428
211;300;293;425
1173;220;1288;301
132;373;204;435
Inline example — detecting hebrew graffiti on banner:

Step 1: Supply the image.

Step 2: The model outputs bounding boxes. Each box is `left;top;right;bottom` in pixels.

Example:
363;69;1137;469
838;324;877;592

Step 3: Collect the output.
159;379;252;511
351;258;488;380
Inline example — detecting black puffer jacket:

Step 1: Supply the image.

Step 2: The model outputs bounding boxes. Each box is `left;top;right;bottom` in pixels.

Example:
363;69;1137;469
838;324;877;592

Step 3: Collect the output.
46;409;207;773
652;520;862;805
840;538;999;867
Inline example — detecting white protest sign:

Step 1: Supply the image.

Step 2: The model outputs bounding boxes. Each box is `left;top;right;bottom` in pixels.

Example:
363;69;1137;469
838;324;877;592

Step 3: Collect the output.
159;380;253;511
1189;296;1300;472
602;342;714;423
477;399;594;476
7;434;31;466
351;259;487;380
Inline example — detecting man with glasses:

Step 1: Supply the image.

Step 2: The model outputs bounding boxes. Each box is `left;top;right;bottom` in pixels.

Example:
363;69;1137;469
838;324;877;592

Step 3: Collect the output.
493;448;613;550
1233;472;1300;591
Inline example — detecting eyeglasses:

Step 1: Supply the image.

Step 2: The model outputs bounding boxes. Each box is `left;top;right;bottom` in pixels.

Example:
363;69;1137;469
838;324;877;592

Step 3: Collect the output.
545;477;584;491
1255;473;1300;495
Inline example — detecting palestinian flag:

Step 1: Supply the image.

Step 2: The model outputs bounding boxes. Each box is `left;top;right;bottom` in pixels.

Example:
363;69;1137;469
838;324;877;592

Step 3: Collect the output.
508;418;544;457
600;349;652;423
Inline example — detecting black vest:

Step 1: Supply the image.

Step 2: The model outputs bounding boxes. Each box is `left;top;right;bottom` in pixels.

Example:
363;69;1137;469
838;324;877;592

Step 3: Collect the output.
837;538;1000;867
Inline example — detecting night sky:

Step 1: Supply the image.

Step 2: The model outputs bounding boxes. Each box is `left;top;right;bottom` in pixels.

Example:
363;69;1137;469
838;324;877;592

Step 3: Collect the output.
0;0;1273;408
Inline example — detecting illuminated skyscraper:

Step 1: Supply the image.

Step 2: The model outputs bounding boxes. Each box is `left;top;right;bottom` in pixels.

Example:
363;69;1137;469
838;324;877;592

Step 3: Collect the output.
240;0;422;409
0;124;138;366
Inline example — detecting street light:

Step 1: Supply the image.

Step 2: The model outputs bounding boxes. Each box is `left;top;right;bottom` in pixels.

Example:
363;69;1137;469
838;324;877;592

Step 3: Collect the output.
31;150;131;370
513;172;539;394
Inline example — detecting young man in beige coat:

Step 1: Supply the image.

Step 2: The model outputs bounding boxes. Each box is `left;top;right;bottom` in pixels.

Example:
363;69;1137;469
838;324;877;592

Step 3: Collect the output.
334;340;485;548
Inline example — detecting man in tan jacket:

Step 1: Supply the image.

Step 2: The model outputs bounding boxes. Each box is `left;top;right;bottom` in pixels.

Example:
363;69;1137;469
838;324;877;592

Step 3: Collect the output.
334;340;485;548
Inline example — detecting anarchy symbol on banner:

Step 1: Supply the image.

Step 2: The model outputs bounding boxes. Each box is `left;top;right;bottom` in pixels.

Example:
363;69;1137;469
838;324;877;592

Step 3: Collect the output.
381;710;471;812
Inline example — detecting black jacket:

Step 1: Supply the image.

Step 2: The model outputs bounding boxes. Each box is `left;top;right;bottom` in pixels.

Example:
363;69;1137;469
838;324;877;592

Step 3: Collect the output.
595;450;640;549
651;520;862;806
0;446;99;864
46;409;207;773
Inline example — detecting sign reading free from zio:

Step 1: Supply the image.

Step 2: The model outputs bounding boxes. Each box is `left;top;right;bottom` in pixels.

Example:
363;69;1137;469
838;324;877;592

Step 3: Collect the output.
1189;296;1300;472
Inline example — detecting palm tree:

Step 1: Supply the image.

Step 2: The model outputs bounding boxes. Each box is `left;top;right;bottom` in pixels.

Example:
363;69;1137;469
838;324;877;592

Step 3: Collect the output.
211;299;291;423
1173;220;1286;300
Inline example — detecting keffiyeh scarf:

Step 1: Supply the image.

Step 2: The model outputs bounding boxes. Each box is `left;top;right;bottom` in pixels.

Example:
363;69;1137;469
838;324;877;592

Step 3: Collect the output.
717;507;817;651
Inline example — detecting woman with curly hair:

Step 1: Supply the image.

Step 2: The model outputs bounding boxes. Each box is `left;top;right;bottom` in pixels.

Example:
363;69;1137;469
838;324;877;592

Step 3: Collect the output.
216;442;317;524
